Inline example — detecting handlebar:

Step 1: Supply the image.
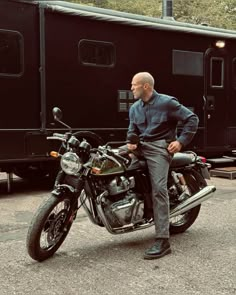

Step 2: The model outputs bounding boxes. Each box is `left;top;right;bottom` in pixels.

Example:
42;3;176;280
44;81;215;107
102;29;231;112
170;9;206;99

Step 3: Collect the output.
93;146;130;165
106;149;130;165
47;133;66;142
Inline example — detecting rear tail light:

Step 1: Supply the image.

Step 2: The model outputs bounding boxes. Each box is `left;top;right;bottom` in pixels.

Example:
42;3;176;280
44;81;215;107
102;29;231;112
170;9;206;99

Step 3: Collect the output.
199;156;207;163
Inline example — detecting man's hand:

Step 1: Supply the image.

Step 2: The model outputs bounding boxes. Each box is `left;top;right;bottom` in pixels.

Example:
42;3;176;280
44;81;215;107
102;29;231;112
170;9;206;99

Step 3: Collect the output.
127;143;137;151
167;141;182;154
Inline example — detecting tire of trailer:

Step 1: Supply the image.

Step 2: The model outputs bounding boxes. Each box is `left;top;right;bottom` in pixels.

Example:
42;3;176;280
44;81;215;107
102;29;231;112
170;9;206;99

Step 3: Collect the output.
13;165;49;180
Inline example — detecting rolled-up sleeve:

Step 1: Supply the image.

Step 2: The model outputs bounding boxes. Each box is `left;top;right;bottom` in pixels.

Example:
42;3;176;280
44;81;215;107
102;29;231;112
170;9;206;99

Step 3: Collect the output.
168;98;199;147
127;105;139;139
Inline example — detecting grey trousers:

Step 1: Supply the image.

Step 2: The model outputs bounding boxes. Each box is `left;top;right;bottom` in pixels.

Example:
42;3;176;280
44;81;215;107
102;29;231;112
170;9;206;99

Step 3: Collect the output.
126;140;173;239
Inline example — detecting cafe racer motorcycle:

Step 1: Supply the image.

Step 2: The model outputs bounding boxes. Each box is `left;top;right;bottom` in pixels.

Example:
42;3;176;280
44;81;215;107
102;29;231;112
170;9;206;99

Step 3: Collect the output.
26;107;216;262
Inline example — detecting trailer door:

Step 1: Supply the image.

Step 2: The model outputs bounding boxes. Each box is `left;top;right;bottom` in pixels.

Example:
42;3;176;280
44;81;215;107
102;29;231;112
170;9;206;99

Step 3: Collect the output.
228;55;236;148
204;47;228;148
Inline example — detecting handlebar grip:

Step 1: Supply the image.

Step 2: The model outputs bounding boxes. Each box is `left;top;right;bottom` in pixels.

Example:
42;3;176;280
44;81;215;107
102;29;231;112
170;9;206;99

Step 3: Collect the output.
52;133;65;138
46;135;65;141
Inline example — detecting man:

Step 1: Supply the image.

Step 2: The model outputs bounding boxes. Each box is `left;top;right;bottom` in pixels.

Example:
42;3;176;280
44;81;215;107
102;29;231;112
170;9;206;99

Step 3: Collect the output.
127;72;199;259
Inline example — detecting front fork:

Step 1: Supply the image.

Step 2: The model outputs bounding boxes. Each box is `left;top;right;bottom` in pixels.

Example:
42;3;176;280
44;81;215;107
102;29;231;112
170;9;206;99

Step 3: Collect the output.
52;175;85;224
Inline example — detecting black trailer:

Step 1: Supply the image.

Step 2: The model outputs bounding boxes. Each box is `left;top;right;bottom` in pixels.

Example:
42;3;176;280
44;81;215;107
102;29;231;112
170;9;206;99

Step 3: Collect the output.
1;0;236;181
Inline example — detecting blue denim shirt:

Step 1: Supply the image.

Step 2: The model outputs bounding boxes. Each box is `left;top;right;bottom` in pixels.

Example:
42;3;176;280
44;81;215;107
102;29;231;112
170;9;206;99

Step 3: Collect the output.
127;91;199;147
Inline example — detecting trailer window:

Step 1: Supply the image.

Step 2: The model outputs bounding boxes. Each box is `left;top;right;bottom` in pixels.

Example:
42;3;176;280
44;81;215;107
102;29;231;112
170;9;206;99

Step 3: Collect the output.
172;50;203;76
0;30;23;76
78;39;115;67
233;58;236;89
118;90;134;112
210;57;224;88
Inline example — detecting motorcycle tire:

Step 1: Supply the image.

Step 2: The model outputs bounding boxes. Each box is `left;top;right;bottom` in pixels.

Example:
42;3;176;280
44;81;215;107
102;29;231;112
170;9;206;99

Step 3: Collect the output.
169;172;207;234
26;194;76;262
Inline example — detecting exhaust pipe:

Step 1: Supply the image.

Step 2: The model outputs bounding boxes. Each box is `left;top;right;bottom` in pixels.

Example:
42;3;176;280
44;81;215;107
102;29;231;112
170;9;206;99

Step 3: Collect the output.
162;0;175;20
170;185;216;218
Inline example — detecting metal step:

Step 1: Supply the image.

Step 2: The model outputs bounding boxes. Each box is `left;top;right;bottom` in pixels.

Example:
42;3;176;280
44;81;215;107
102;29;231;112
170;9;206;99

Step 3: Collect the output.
210;167;236;180
207;157;235;165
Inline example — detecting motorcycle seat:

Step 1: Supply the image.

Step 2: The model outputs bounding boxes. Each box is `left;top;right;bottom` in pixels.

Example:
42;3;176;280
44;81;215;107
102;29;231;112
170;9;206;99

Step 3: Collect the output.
128;153;195;171
127;152;194;171
170;152;195;168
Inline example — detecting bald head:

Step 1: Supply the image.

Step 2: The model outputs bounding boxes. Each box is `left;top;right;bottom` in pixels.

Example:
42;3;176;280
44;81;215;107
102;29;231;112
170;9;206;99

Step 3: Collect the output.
133;72;155;88
131;72;155;101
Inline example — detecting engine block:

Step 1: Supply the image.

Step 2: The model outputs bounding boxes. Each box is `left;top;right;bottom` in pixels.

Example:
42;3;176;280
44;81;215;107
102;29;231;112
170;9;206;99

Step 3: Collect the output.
103;192;144;227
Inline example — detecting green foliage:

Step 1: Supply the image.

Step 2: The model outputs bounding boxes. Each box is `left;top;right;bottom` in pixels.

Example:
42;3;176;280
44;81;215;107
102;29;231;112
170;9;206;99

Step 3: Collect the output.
69;0;162;16
67;0;236;30
174;0;236;30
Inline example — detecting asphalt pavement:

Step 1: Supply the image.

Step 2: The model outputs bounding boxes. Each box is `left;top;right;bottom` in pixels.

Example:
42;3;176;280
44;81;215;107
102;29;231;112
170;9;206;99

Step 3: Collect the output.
0;173;235;295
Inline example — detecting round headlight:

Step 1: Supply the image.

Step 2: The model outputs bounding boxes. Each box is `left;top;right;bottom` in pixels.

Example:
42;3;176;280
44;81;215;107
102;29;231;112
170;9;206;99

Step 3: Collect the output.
60;152;81;175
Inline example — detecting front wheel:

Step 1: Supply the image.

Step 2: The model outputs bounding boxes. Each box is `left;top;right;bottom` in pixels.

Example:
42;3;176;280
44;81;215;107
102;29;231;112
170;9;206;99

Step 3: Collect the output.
26;194;77;261
169;172;206;234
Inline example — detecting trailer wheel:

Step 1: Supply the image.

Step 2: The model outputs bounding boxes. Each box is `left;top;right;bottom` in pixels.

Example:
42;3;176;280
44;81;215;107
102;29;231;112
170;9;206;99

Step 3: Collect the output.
13;165;49;180
13;162;59;182
73;131;104;147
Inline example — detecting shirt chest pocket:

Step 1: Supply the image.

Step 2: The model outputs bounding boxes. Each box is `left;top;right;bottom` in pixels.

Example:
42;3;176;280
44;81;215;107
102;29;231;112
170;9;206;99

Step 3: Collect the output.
135;117;146;129
151;113;168;124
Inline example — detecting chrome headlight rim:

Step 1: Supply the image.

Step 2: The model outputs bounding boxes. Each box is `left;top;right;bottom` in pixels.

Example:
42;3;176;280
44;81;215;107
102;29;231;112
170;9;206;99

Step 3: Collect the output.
60;152;82;175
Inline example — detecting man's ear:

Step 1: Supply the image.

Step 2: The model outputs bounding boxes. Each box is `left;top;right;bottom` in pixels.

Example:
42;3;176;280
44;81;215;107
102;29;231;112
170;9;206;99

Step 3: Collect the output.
143;83;149;90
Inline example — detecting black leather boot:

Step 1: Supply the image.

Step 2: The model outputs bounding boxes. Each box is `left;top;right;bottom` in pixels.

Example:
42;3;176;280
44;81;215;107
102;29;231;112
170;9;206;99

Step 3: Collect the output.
144;238;171;260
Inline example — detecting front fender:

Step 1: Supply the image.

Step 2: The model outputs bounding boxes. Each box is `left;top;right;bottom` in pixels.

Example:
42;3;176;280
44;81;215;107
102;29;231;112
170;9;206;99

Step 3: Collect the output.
51;184;76;197
52;177;85;198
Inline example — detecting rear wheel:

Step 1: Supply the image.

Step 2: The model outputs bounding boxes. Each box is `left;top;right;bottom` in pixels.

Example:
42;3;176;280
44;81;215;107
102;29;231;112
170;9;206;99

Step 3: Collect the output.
169;172;207;234
26;195;76;261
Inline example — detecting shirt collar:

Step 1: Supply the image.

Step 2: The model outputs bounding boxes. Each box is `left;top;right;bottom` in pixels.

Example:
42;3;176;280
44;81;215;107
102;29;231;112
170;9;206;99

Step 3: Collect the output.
141;90;158;107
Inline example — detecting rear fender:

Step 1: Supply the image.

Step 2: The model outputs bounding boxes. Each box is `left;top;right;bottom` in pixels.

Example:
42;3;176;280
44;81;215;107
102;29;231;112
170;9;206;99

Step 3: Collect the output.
187;168;208;187
194;161;211;180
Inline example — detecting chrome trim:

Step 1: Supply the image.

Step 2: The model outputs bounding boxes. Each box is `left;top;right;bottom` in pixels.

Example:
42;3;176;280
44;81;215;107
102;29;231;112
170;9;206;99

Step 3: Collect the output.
96;191;154;234
170;185;216;218
80;190;98;225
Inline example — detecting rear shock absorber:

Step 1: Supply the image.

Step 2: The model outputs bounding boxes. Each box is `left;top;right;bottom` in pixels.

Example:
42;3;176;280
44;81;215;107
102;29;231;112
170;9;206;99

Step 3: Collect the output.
171;171;182;192
171;171;187;192
171;171;189;201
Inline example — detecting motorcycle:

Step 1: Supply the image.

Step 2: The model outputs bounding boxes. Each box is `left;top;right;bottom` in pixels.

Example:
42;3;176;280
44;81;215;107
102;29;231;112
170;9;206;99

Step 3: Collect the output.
26;107;216;261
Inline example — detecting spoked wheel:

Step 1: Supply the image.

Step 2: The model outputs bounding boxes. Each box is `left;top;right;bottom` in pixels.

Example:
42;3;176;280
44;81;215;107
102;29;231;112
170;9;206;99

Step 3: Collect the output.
26;195;77;261
169;172;206;234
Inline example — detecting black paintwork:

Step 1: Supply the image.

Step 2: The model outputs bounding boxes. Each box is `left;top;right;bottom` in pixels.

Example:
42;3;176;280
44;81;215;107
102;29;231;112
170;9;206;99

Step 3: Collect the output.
0;0;236;173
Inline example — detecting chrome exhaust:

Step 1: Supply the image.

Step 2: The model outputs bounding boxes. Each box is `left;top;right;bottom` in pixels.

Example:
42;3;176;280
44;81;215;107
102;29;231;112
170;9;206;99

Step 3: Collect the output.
170;185;216;218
